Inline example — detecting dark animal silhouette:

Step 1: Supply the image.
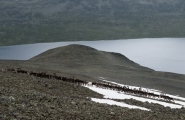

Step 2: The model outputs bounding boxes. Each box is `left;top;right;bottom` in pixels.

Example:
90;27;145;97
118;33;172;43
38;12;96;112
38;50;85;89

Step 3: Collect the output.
6;68;174;102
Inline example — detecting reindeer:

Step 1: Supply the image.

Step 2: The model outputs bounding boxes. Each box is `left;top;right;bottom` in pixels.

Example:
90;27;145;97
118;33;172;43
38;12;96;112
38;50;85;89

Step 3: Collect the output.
6;67;175;102
160;94;174;102
74;79;87;85
7;68;17;73
17;68;28;74
30;71;38;76
52;73;62;80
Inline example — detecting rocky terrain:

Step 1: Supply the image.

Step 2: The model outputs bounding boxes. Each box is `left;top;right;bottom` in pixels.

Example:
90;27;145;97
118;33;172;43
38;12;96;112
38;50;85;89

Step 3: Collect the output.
1;44;185;119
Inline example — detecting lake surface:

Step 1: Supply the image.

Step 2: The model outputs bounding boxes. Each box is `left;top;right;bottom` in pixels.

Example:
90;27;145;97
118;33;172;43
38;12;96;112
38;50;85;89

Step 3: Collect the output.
0;38;185;75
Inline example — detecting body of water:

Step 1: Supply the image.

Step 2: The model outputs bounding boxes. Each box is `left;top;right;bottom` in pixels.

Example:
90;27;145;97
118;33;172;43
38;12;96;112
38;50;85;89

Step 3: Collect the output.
0;38;185;75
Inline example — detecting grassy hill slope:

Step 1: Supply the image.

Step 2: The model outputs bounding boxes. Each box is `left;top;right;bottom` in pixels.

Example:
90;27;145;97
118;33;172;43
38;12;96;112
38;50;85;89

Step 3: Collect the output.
30;44;143;69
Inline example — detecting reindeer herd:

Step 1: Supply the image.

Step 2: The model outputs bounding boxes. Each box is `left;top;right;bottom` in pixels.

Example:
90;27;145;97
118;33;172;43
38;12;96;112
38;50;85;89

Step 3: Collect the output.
5;68;174;102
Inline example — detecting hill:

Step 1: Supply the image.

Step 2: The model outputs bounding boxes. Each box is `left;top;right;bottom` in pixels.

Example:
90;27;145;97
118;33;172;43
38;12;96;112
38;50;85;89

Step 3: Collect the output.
1;44;185;119
30;44;145;69
18;44;185;98
0;0;185;46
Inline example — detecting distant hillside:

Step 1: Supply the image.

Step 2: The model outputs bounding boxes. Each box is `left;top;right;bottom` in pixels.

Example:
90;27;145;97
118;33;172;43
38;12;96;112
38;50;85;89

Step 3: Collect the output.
30;44;145;70
1;0;185;46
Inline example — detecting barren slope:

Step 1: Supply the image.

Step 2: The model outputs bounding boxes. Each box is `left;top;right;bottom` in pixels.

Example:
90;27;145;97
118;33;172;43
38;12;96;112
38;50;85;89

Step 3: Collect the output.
22;45;185;97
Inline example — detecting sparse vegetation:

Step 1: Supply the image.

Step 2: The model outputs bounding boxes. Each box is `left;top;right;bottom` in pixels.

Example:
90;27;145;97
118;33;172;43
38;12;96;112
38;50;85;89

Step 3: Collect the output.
0;0;185;46
1;48;185;119
1;63;185;120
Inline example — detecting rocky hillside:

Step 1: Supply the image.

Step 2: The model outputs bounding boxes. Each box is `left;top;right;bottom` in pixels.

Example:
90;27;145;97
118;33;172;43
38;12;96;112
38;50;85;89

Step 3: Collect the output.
1;62;185;120
1;0;185;18
0;0;185;46
1;44;185;119
22;44;185;98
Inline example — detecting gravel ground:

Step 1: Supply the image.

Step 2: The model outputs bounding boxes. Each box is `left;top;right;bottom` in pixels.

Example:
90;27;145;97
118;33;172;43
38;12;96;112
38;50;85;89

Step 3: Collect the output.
1;66;185;120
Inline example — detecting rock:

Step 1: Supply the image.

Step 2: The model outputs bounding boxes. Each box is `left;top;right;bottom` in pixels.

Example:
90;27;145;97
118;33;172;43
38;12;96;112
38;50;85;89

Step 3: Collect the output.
71;101;76;105
13;112;19;117
50;105;55;109
9;96;15;101
0;114;4;119
110;112;115;115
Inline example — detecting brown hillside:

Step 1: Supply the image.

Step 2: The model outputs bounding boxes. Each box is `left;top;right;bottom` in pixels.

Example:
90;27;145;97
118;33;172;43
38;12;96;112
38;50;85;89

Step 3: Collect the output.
30;44;149;70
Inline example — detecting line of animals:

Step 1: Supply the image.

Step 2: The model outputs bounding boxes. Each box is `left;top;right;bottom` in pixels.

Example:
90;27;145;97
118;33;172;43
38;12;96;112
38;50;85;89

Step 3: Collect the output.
5;68;174;102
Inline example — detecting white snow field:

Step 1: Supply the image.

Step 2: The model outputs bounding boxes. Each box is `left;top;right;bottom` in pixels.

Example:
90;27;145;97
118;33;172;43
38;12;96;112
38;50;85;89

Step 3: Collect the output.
83;77;185;111
91;98;150;111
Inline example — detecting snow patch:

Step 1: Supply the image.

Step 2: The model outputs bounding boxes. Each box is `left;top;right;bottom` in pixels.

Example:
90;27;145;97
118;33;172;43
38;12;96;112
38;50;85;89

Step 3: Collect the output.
98;77;185;107
84;85;184;109
82;77;185;109
91;98;150;111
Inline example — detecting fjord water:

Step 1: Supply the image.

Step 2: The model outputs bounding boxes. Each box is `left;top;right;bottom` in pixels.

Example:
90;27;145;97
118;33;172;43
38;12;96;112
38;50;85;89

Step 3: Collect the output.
0;38;185;75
